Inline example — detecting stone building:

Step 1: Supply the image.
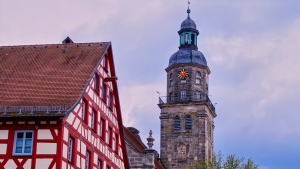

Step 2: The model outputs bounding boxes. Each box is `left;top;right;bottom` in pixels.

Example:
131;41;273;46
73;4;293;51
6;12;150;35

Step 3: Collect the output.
124;127;164;169
158;7;217;169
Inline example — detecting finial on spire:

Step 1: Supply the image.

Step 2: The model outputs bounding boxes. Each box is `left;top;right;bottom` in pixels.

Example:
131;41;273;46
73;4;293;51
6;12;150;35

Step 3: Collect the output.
187;1;191;17
147;129;155;149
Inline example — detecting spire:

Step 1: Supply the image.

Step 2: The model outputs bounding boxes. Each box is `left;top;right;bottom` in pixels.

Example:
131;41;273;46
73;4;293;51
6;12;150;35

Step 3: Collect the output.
187;1;191;17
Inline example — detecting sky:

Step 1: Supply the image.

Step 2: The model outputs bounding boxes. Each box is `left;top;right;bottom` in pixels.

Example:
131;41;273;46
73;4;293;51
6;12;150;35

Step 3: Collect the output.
1;0;300;168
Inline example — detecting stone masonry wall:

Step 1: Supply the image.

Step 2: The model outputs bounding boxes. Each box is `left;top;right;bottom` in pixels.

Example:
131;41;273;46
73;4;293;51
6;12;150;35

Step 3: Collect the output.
160;103;214;169
126;143;156;169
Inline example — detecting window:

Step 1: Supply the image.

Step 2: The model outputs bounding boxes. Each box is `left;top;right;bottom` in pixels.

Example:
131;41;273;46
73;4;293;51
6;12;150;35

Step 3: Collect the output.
85;151;90;169
170;80;174;86
109;91;113;110
180;34;185;45
102;83;107;103
68;137;74;163
185;34;188;44
91;110;97;132
191;34;195;45
181;79;186;83
169;92;173;102
195;91;201;100
113;133;118;153
196;79;200;84
174;116;180;130
100;118;105;140
181;90;186;99
196;71;201;77
107;127;112;147
82;99;88;124
185;116;192;130
103;55;108;71
97;160;102;169
13;130;33;156
94;73;100;94
170;73;173;79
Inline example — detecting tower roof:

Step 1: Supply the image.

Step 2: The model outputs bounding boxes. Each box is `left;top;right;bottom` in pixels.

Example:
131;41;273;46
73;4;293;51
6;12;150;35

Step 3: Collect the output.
181;16;197;30
168;48;207;67
180;8;197;30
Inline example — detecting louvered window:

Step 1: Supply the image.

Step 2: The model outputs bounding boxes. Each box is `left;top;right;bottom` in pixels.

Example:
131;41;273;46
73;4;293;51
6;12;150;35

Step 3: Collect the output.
185;116;192;130
174;116;180;130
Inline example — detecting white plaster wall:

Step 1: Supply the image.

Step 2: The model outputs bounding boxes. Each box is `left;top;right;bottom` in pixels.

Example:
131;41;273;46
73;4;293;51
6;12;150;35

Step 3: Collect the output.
5;159;17;169
66;113;75;125
63;143;68;159
0;130;8;139
36;143;56;154
37;129;52;140
63;127;69;142
73;118;80;130
0;144;7;154
35;159;52;168
23;159;31;169
62;161;67;169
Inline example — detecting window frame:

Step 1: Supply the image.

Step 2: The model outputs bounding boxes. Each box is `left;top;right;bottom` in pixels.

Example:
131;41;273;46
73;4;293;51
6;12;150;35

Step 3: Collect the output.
94;73;100;94
85;151;91;169
91;109;97;132
185;116;192;130
100;118;105;140
107;127;112;147
68;136;76;163
195;91;201;100
108;91;113;110
97;160;102;169
82;99;88;124
114;133;119;153
12;130;34;156
103;55;108;72
174;116;180;131
102;82;107;103
181;90;186;99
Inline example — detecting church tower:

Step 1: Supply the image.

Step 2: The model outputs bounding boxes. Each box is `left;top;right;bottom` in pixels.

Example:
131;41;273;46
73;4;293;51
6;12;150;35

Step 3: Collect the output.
158;7;217;169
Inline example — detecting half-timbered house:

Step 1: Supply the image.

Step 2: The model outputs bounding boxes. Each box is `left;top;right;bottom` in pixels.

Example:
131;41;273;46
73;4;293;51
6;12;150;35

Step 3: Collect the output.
0;37;129;169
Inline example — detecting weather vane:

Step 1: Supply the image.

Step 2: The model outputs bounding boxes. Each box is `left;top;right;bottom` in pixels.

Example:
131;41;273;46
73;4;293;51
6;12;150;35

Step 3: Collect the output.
188;1;190;9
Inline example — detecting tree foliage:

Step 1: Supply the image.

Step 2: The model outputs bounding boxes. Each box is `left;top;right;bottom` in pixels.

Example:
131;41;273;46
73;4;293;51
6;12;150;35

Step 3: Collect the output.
190;151;259;169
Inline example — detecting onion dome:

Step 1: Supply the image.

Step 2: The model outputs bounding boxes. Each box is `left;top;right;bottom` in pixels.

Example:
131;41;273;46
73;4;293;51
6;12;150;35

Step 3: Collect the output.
168;48;207;67
180;9;197;30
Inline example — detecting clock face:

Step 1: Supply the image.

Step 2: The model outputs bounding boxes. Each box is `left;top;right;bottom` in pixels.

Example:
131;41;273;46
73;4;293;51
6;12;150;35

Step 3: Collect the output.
178;69;189;79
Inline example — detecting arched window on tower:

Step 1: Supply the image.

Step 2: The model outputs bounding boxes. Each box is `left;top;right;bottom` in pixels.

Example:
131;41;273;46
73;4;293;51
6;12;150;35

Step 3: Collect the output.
191;34;195;45
180;34;185;45
185;116;192;130
185;34;188;44
174;116;180;130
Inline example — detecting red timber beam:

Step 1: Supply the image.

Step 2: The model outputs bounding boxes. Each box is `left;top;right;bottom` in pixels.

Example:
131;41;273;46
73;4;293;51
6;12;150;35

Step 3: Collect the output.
106;45;129;169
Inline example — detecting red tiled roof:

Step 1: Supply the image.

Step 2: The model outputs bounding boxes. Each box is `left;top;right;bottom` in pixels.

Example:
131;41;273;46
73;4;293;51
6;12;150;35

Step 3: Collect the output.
0;42;109;116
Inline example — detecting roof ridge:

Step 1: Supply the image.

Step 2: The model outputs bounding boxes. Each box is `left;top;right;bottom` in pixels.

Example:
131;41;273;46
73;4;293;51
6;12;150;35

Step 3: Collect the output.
0;42;109;48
